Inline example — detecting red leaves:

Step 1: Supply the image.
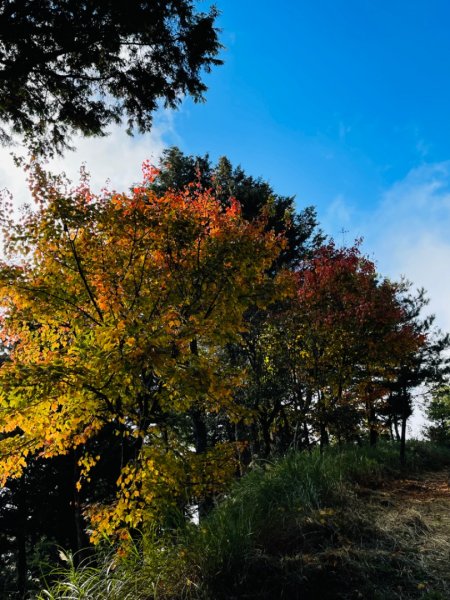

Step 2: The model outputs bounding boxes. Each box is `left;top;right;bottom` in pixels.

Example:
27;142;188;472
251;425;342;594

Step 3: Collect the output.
141;160;159;184
285;241;425;423
295;242;407;337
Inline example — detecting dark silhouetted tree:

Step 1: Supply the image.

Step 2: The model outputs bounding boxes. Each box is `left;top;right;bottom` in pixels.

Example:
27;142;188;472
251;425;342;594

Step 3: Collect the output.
150;147;324;270
0;1;221;154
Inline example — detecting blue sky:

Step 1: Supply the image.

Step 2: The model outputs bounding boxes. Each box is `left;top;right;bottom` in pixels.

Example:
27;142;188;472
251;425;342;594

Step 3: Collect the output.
171;0;450;217
2;0;450;336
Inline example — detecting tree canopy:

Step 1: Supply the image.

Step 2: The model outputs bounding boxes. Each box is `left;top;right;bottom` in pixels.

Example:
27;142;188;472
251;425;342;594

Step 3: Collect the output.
426;387;450;445
150;147;324;269
0;1;221;154
0;161;285;539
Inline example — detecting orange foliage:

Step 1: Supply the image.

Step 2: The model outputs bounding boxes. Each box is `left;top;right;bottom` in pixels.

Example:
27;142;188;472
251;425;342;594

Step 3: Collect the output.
0;161;286;538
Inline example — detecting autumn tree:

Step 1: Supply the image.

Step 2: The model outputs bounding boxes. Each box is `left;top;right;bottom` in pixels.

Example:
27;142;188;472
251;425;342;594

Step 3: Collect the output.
145;147;323;465
0;161;285;540
150;147;324;269
246;243;426;454
296;244;428;448
0;2;221;154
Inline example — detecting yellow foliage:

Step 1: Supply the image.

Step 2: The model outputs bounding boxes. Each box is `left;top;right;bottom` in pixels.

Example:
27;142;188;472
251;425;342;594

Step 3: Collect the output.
0;161;286;539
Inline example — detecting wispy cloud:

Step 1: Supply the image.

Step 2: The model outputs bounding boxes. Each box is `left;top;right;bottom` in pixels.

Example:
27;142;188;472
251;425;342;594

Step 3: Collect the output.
368;163;450;427
338;121;352;142
364;162;450;334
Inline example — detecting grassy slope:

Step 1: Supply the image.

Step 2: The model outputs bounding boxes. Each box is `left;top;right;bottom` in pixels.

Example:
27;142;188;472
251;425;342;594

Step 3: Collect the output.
40;442;450;600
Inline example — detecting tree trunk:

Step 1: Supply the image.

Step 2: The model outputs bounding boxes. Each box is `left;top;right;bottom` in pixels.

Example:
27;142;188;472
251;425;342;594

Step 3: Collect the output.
400;391;408;468
260;417;272;458
234;421;251;475
16;480;27;599
71;451;89;564
318;390;329;453
189;337;214;518
387;416;394;441
369;425;378;447
191;407;207;455
367;401;378;447
319;422;329;453
250;422;261;458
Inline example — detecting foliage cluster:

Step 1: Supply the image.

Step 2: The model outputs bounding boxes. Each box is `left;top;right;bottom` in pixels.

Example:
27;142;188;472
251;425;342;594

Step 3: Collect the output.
425;388;450;446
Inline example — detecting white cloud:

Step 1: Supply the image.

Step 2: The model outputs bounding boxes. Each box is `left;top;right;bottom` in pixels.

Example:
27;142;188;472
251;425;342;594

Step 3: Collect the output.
365;162;450;334
415;139;430;158
0;114;174;209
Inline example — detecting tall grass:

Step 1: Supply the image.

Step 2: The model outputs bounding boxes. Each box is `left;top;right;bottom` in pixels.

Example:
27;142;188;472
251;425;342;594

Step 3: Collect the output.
39;441;450;600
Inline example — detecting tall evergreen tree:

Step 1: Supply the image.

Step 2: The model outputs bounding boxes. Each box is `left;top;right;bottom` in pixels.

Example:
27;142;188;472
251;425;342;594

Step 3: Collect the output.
151;147;324;269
